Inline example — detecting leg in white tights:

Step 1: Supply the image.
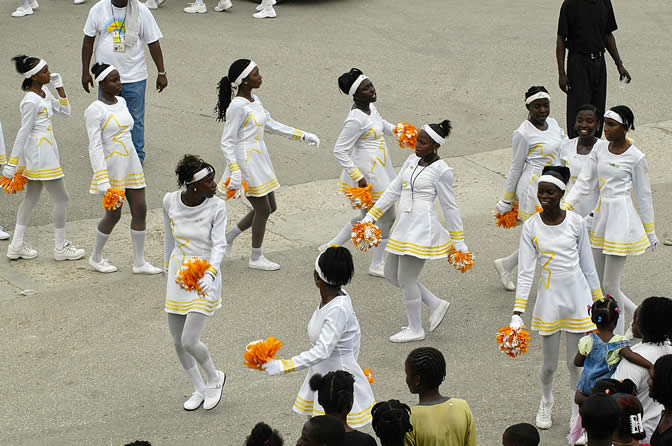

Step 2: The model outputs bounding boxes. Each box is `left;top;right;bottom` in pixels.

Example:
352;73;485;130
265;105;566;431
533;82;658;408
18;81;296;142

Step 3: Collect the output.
11;179;67;249
540;332;561;403
12;180;44;248
593;249;635;335
565;332;582;421
168;313;218;388
43;179;69;249
500;248;519;272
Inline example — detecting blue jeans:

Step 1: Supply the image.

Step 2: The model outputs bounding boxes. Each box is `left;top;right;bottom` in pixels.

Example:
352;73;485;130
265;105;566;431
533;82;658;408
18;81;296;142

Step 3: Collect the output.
121;80;146;162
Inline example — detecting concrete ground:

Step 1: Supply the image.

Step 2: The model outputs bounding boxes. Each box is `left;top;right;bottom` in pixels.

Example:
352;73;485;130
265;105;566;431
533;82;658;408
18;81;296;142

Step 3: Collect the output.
1;0;671;445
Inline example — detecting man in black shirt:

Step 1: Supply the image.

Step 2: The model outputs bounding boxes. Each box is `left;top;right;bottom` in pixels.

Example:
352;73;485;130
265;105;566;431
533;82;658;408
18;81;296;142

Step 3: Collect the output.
556;0;631;138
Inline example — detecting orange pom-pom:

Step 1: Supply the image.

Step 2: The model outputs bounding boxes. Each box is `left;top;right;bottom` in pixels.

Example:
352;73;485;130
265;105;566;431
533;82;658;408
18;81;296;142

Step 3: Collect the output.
243;336;283;370
222;177;249;200
496;325;531;358
495;204;520;228
536;205;543;213
0;173;27;194
344;184;374;210
175;258;211;297
102;188;125;211
363;368;374;384
393;121;418;149
351;222;381;252
448;248;474;273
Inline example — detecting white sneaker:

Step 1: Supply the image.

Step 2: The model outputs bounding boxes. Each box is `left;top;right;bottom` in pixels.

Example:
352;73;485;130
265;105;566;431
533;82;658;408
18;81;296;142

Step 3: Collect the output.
183;391;204;411
214;0;232;11
255;0;275;10
252;6;276;18
11;6;33;17
132;262;162;275
389;327;425;343
429;300;450;332
574;431;587;445
248;255;279;271
73;0;86;4
145;0;158;8
203;371;226;410
53;240;85;261
7;243;37;260
89;256;118;273
368;263;385;278
30;0;39;9
494;258;515;291
535;399;553;429
0;226;9;240
184;2;206;13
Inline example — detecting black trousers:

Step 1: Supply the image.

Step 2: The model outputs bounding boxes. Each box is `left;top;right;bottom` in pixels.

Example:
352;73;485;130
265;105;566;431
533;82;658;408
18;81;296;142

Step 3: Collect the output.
566;51;607;138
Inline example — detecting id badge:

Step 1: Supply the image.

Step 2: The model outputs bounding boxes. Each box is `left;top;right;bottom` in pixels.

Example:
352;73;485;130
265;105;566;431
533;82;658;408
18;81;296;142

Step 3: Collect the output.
112;29;121;43
113;42;126;53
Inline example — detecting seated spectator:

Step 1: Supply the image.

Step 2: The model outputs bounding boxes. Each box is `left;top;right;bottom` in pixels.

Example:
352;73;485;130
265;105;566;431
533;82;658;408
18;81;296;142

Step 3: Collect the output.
245;422;283;446
309;371;377;445
650;354;672;445
612;393;647;445
613;296;672;443
580;393;620;446
371;400;413;446
297;415;344;446
403;347;477;446
502;423;540;446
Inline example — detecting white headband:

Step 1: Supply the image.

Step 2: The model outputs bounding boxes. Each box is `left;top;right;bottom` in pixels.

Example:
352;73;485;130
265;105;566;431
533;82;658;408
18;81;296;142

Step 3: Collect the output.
94;65;117;84
186;166;213;185
232;61;257;87
604;110;624;125
538;174;566;191
525;91;551;105
314;252;338;287
348;75;368;96
421;124;445;145
24;59;47;79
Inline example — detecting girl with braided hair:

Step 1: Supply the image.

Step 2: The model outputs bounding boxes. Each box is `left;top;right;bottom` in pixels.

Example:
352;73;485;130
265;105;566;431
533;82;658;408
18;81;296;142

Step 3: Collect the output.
244;422;283;446
404;347;477;445
371;400;412;446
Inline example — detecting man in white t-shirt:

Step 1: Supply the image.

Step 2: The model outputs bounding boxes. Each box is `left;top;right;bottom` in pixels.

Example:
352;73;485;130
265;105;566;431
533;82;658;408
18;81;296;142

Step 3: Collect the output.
81;0;166;163
612;296;672;444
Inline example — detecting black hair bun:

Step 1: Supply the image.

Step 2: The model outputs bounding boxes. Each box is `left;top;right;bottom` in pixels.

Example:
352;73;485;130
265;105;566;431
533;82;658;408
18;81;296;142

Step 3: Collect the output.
437;120;452;138
337;68;364;94
309;373;323;391
91;62;110;78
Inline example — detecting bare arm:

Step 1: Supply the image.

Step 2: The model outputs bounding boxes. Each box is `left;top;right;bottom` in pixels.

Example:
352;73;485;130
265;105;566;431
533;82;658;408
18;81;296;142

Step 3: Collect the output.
574;351;586;367
148;41;167;93
556;35;568;93
81;35;95;93
605;32;631;83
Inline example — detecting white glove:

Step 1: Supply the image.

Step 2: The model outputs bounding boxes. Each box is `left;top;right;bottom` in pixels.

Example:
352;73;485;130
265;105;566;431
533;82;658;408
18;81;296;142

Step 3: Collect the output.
227;171;242;190
2;164;17;178
584;214;594;230
360;214;375;225
510;314;524;330
496;200;513;214
197;272;216;300
301;132;320;148
453;240;468;253
262;359;285;376
49;73;64;89
647;233;659;252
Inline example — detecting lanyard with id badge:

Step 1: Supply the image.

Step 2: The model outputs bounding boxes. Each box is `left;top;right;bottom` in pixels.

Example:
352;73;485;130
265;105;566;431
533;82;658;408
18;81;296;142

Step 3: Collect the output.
111;4;126;53
401;163;429;214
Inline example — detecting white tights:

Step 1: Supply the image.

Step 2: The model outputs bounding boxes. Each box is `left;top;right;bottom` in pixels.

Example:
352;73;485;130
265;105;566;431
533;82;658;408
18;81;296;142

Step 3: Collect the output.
12;178;69;249
500;248;519;272
167;313;218;392
592;249;635;335
541;331;582;419
384;254;442;332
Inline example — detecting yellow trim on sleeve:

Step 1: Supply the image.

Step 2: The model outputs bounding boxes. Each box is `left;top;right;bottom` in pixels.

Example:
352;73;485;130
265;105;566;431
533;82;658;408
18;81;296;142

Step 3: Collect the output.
502;191;516;201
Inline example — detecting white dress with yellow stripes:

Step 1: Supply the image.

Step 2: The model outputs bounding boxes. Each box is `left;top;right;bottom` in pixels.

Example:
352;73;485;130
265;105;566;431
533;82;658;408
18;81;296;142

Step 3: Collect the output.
7;86;71;181
515;212;602;335
289;292;374;427
563;141;654;256
220;95;304;197
366;155;465;259
334;105;397;201
84;98;145;193
162;191;228;316
502;118;566;221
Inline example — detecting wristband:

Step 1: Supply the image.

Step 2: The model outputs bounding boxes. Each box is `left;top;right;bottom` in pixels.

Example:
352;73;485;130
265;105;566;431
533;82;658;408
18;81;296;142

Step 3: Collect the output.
158;71;167;76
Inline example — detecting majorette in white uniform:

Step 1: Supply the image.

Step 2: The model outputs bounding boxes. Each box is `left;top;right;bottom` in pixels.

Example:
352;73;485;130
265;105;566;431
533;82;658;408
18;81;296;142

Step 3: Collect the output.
284;291;375;428
219;94;305;197
163;190;228;316
334;104;397;201
84;97;145;193
7;86;70;180
367;154;464;259
556;137;600;216
502;118;566;221
515;211;603;335
563;140;654;256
